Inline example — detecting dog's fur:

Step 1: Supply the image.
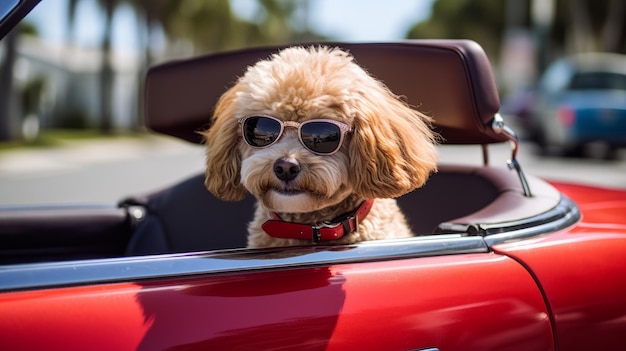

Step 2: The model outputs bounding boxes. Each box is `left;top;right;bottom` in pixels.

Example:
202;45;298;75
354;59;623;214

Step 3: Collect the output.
201;46;438;248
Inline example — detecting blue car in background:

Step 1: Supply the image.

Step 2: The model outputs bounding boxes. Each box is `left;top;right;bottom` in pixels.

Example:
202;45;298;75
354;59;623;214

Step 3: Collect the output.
530;53;626;158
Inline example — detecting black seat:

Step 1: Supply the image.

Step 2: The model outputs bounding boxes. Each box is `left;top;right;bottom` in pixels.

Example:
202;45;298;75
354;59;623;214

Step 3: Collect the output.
0;205;136;263
124;175;255;255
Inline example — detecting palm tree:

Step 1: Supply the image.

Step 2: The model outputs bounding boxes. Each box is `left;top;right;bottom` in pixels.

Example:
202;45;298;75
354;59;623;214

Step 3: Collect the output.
0;28;18;141
129;0;167;131
66;0;80;44
97;0;118;133
66;0;119;133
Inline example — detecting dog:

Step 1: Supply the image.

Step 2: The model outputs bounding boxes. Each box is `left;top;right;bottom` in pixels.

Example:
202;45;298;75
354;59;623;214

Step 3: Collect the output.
201;46;438;248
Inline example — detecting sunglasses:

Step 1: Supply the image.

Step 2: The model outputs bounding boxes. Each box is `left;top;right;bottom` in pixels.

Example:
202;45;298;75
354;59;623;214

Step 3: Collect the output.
239;116;352;155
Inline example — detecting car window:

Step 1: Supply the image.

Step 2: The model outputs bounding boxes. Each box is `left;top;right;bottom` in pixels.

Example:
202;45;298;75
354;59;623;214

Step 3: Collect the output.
539;60;572;93
568;71;626;91
0;0;20;21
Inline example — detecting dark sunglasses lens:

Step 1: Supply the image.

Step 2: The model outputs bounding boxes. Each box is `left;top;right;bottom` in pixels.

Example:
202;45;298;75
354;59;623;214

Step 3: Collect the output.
300;122;342;154
243;117;281;147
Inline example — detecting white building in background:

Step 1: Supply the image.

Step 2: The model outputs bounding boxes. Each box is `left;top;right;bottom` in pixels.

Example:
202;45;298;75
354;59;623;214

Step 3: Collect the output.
15;36;141;130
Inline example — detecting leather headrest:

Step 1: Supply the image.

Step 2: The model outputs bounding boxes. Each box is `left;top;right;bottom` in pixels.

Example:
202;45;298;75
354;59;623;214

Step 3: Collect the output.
145;40;504;144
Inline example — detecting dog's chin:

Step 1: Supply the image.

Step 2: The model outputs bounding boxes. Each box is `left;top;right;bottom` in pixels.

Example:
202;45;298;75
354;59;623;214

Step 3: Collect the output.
265;190;323;213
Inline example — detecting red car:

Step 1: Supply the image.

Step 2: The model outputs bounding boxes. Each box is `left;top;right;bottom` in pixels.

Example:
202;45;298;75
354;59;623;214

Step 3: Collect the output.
1;2;626;350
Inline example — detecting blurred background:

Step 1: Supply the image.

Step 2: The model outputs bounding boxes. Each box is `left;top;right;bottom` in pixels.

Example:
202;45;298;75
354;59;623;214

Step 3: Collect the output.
0;0;625;205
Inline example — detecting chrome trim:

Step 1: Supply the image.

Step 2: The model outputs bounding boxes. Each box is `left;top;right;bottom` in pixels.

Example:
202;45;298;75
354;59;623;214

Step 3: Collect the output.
480;195;580;246
0;197;580;292
0;235;487;292
492;114;532;197
437;196;580;245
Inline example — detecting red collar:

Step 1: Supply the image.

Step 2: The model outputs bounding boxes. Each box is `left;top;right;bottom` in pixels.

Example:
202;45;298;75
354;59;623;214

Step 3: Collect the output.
262;199;375;243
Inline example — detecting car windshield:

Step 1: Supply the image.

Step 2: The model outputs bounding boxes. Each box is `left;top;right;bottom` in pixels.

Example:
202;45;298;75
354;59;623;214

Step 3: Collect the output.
568;71;626;91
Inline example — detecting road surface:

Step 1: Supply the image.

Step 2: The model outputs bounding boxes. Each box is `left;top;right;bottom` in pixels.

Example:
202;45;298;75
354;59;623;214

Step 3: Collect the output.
1;135;625;206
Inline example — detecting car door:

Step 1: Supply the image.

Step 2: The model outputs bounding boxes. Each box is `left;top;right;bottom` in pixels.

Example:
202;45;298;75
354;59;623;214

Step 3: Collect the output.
0;236;554;351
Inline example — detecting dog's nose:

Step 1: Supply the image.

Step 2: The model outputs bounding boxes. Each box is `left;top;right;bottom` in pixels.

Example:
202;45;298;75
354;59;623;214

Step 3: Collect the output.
273;157;301;182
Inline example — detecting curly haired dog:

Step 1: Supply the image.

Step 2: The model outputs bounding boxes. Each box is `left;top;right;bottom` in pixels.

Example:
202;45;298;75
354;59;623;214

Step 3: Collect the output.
201;46;438;248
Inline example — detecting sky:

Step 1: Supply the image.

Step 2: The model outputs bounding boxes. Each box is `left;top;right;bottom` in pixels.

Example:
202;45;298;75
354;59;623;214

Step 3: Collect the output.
25;0;434;52
233;0;435;41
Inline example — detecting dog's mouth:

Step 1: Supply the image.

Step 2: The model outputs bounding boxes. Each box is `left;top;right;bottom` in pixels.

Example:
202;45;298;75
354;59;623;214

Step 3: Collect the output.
271;184;327;198
273;187;306;196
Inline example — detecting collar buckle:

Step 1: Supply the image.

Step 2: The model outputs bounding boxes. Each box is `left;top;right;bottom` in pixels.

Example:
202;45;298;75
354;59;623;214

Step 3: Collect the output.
311;225;322;243
312;221;336;243
341;214;356;236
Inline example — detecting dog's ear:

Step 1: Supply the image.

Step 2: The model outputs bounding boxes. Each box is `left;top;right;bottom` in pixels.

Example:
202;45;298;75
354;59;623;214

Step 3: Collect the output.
200;85;247;201
349;85;438;199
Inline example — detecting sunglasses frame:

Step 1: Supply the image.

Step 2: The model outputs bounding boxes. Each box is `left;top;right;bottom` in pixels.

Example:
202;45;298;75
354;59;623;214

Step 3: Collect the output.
239;115;352;155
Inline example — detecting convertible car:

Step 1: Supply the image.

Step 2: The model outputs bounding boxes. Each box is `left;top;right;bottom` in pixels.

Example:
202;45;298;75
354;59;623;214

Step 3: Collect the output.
1;2;626;350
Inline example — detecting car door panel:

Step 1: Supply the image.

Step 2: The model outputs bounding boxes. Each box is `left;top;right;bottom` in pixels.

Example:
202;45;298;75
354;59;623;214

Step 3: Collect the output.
0;253;553;351
494;229;626;350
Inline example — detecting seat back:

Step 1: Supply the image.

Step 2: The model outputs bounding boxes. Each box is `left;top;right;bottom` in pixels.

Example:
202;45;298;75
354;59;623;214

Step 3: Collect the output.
145;40;504;145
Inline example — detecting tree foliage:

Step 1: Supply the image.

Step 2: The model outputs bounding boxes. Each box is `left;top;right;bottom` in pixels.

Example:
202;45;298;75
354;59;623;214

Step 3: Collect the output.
407;0;506;60
58;0;323;134
136;0;323;55
406;0;626;64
